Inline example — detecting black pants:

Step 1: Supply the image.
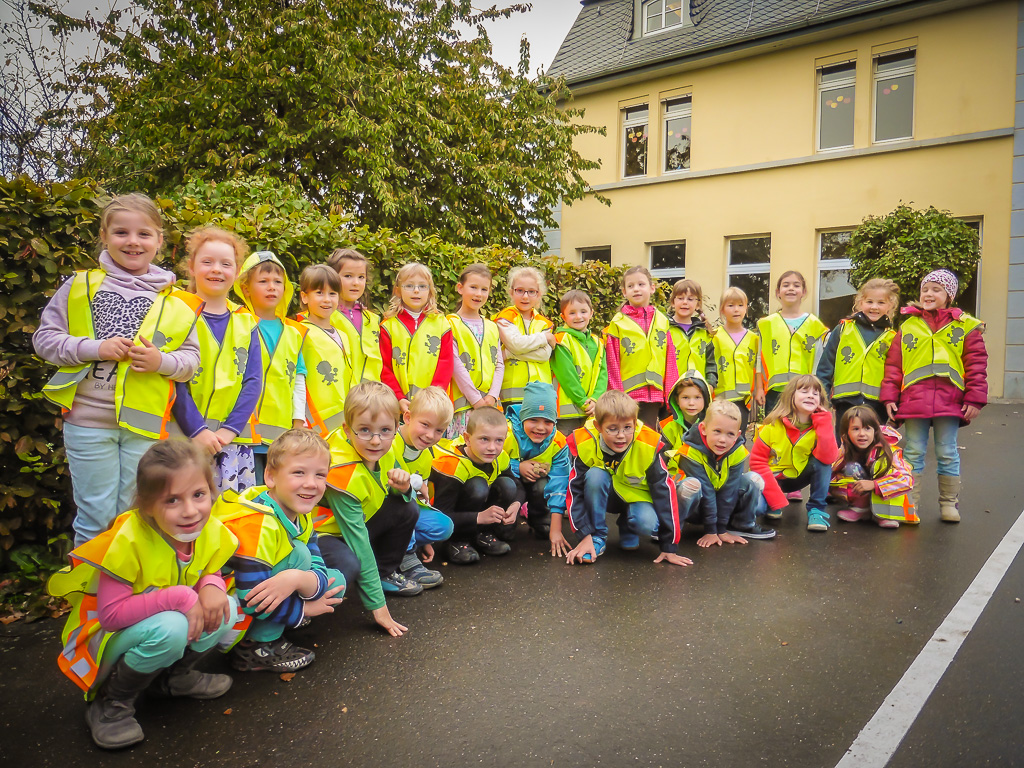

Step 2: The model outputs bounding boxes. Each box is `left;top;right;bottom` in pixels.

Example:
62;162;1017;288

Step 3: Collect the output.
637;402;661;430
558;417;586;436
514;476;550;529
454;476;518;542
318;494;417;579
763;389;781;418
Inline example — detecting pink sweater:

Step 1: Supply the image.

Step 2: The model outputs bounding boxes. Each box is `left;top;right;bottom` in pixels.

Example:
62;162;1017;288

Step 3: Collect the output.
97;572;226;631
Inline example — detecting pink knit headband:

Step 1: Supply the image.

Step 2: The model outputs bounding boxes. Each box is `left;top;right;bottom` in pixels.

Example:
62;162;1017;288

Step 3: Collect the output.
921;269;958;300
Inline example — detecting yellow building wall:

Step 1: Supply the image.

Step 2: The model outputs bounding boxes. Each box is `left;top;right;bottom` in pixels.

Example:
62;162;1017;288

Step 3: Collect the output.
559;1;1016;396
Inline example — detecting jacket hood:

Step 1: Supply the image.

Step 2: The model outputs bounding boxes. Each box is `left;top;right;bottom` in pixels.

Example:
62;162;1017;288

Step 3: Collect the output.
667;371;711;424
507;403;557;455
879;423;902;447
900;305;964;323
215;485;273;522
234;251;294;317
846;311;892;331
681;420;745;461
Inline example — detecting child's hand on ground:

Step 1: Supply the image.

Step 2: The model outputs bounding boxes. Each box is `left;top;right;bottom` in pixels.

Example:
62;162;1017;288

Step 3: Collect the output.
197;584;232;633
962;404;980;422
303;578;345;618
245;570;302;615
477;505;504;525
421;544;435;564
372;605;408;637
852;479;875;494
183;599;206;643
98;336;133;361
193;428;223;457
697;533;723;548
718;532;748;545
653;552;694;567
550;530;570;557
501;501;521;525
566;534;595;565
387;468;411;493
127;335;162;373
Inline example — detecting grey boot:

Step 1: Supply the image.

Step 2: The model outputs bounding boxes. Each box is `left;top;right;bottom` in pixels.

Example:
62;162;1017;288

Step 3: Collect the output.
910;472;924;514
938;475;961;523
85;658;160;750
152;648;233;700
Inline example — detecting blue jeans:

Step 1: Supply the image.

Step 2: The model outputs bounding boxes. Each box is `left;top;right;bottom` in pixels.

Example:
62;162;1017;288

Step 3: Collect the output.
583;468;659;542
680;472;763;530
408;503;455;552
63;423;156;546
776;458;831;511
902;417;960;476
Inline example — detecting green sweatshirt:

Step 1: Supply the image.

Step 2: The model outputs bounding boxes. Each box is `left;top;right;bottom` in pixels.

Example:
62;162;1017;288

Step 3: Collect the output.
323;483;387;612
551;326;608;410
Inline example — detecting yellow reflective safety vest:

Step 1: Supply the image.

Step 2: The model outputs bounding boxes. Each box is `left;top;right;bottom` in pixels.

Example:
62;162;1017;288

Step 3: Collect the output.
448;314;501;414
382;312;449;398
317;435;400;531
570;419;662;503
252;316;307;444
48;510;237;694
301;321;351;437
669;325;714;380
432;439;511;485
214;486;315;559
899;314;982;390
606;310;671;394
332;307;383;386
757;313;828;393
177;301;259;442
831;319;897;400
675;442;749;490
495;306;554;404
713;326;758;403
503;423;568;465
757;419;818;478
554;330;605;419
41;270;202;439
392;427;435;479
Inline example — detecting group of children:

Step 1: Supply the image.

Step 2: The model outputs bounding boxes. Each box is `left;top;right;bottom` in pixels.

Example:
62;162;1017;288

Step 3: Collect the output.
34;193;988;749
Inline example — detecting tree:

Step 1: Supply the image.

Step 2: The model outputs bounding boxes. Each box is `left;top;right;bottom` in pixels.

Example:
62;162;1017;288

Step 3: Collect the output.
848;204;981;304
43;0;605;251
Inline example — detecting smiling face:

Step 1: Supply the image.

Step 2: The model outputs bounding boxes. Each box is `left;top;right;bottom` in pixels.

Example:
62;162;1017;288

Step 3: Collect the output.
722;299;747;326
457;273;491;314
562;299;593;331
463;422;508;464
265;450;329;522
191;240;237;302
672;291;699;322
344;409;398;465
402;410;448;451
597;416;636;453
523;417;554;444
919;281;950;311
846;416;875;451
623;273;653;308
512;275;541;314
675;384;705;418
400;272;431;313
699;413;741;456
776;275;807;309
793;385;821;418
147;463;212;543
101;210;163;275
301;284;340;323
858;288;892;323
337;259;367;306
246;267;285;318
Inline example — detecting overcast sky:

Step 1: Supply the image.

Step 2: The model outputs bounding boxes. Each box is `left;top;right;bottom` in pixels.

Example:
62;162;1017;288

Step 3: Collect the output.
478;2;582;74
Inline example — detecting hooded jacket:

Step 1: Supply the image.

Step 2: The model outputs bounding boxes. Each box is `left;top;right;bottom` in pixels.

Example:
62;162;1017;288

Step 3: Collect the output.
675;422;749;534
505;403;570;517
660;371;712;451
816;311;893;404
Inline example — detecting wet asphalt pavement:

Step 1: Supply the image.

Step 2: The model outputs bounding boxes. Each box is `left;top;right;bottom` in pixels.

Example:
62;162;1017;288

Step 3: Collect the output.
1;405;1022;768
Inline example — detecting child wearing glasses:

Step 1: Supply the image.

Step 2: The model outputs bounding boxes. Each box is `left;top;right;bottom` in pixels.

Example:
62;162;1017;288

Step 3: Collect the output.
317;382;421;624
495;266;556;408
380;262;454;413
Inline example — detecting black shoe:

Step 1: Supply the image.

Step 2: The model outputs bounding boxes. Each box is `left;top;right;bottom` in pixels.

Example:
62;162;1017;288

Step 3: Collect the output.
475;532;511;556
494;524;517;543
726;523;777;540
529;523;550;539
447;541;481;564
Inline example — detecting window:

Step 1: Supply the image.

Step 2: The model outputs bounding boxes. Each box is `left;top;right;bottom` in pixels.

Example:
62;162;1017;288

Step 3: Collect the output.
873;50;915;142
644;0;685;34
817;230;856;329
958;220;982;316
817;62;856;151
623;105;648;178
580;247;611;265
650;241;685;281
663;97;691;172
727;236;771;329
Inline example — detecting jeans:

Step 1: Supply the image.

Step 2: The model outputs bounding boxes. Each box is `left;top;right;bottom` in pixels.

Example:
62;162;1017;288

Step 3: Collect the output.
408;504;455;552
902;417;960;476
776;458;831;511
582;468;659;543
679;472;763;530
63;423;156;546
101;595;241;676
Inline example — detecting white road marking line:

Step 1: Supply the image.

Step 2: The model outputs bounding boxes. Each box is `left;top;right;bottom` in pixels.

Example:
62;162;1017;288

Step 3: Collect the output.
835;507;1024;768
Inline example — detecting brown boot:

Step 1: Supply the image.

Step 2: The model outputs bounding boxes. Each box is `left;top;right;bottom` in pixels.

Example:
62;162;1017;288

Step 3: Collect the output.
910;473;924;515
938;475;961;523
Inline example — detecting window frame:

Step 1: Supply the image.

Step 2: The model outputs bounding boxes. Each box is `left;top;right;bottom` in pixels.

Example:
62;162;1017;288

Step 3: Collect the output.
580;246;612;266
872;48;916;144
642;0;689;36
726;235;772;328
816;61;857;152
662;96;692;174
649;240;686;281
621;104;650;179
816;229;857;327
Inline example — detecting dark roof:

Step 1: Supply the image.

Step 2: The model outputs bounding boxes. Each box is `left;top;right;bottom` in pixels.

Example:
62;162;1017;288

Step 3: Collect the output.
547;0;935;85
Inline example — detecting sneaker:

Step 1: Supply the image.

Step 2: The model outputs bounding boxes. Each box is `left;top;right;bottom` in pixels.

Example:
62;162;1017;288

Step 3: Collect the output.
231;639;315;672
838;507;870;523
582;536;607;563
765;508;783;520
401;560;444;588
875;517;900;529
726;523;777;540
475;532;511;556
649;534;660;545
807;508;831;531
447;541;481;564
620;532;640;550
786;490;804;502
381;571;424;596
295;616;312;629
529;523;550;540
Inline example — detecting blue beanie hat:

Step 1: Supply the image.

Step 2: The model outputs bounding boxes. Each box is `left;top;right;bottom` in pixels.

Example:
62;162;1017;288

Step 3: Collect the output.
521;382;557;422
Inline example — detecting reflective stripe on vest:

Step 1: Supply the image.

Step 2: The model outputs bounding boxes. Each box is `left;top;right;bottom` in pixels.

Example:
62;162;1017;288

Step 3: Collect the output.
571;419;661;503
829;475;917;523
899;314;982;390
554;331;604;418
332;308;383;386
831;319;895;400
302;322;351;437
253;317;307;445
712;326;758;402
757;313;828;392
495;307;554;403
320;438;400;530
448;314;501;414
757;420;818;478
606;311;670;394
382;313;449;398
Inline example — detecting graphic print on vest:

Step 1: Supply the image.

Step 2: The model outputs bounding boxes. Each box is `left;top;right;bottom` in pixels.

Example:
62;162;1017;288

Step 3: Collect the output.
904;334;918;350
425;335;440;355
696;339;707;355
191;365;203;385
771;339;780;354
655;330;667;349
875;340;889;359
841;346;854;364
393;348;407;366
718;355;729;373
490;346;499;365
622;338;636;355
234;346;248;375
947;327;964;345
91;290;153;340
460;352;475;372
803;335;816;352
286;359;297;384
317;360;339;385
151;330;170;348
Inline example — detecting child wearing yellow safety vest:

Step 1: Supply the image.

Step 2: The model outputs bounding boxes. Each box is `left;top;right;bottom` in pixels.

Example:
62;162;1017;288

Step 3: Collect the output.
816;278;899;441
48;441;238;750
564;391;690;567
298;264;351;437
880;269;988;523
172;227;262;494
495;266;556;408
234;251;309;482
448;263;504;439
551;289;607;436
668;279;718;389
605;266;679;429
34;193;200;546
380;262;454;413
326;248;383;387
712;286;759;435
756;270;828;417
317;382;418;630
660;371;712;455
216;430;345;673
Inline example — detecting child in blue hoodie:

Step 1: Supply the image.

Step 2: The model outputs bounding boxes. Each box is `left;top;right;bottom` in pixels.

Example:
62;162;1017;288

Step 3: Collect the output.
505;382;572;555
660;371;712;454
